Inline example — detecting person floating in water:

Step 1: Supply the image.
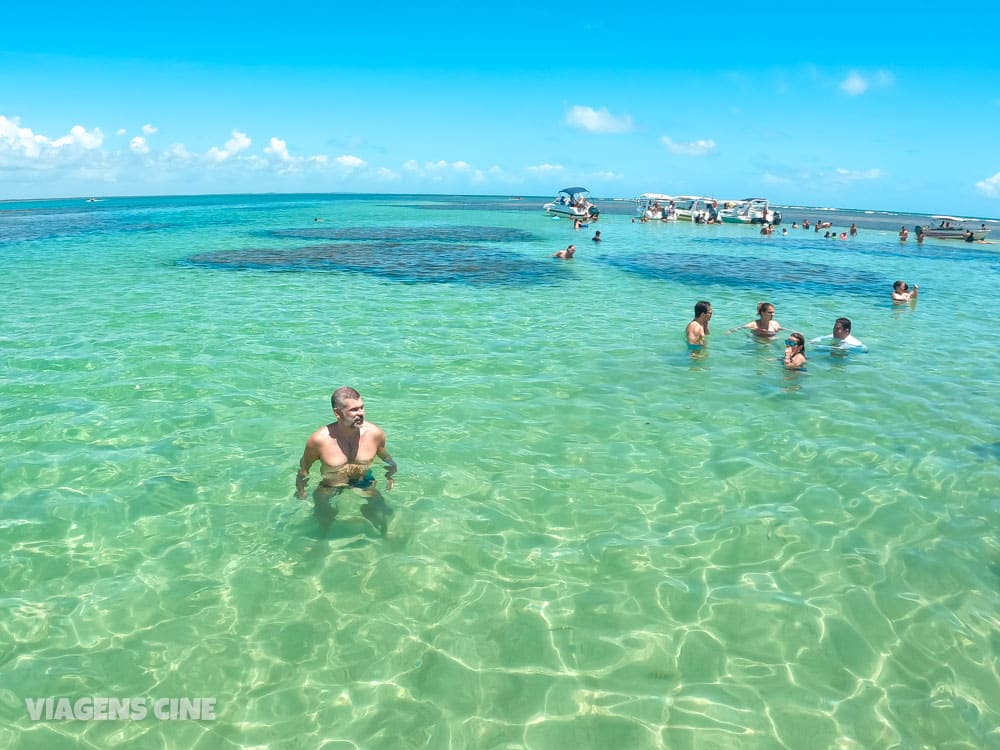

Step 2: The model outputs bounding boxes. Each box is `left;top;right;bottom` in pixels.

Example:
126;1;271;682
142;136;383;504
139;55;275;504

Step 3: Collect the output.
891;280;918;303
809;317;868;353
553;244;576;259
686;300;712;347
296;386;397;537
592;230;601;242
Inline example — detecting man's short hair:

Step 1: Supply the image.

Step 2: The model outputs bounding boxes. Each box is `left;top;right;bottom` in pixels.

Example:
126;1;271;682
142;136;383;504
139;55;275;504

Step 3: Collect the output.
694;300;711;317
331;386;361;411
835;317;852;332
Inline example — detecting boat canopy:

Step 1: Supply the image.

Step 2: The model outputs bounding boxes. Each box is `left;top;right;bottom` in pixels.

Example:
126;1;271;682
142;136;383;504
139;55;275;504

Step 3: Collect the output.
931;215;969;222
638;193;674;201
557;187;590;195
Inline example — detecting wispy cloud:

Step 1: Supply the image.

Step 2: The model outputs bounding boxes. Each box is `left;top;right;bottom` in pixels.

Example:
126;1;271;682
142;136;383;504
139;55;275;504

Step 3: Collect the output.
832;167;883;182
565;105;634;134
975;171;1000;198
761;171;791;185
525;163;563;174
130;136;150;154
661;136;716;157
840;69;894;96
142;123;158;135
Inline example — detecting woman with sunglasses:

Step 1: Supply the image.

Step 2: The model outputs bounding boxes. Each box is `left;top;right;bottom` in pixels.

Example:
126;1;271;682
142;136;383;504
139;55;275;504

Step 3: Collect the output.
783;332;807;369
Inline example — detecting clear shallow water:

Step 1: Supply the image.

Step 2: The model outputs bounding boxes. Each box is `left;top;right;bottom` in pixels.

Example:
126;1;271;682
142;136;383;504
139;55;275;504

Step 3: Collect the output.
1;194;998;749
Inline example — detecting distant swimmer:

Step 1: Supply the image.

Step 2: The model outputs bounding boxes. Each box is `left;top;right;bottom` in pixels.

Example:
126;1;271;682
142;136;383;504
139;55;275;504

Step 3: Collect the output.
296;386;397;537
849;223;858;236
592;230;602;242
898;225;909;242
553;244;576;259
783;332;807;369
891;280;918;303
732;301;782;337
809;317;868;353
686;300;713;347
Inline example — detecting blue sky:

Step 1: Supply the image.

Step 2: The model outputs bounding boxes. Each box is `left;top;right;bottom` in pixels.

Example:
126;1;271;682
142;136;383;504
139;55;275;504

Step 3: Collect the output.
3;0;1000;217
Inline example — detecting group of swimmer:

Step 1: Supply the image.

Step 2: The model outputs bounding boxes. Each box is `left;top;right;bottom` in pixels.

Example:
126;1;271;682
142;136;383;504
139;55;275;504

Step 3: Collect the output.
684;281;915;369
787;220;859;240
553;229;602;259
684;301;813;369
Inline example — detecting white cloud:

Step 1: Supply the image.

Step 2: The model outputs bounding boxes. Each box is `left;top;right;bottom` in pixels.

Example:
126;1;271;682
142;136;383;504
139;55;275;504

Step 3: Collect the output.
593;171;623;181
51;125;104;150
130;136;149;154
833;167;883;182
116;128;127;136
840;72;868;96
206;130;251;162
335;155;365;169
375;167;400;180
526;163;564;174
565;105;633;134
975;171;1000;198
265;137;291;162
399;159;475;178
0;116;103;161
661;136;716;157
142;123;158;135
840;69;894;96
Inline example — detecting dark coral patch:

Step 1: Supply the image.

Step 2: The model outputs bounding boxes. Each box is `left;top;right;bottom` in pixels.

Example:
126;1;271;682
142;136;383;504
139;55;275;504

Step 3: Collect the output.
182;242;561;286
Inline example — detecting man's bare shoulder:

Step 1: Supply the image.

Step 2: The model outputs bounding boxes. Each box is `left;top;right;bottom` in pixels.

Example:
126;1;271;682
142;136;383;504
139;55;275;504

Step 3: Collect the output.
361;422;386;441
307;423;337;445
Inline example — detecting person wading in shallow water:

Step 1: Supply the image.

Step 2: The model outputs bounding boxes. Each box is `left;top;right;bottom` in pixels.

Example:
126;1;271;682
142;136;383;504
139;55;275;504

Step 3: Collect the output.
686;300;712;348
296;386;397;537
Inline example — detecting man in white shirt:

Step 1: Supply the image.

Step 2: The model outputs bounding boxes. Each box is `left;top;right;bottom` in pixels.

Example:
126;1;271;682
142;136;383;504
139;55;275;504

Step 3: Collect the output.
810;317;867;352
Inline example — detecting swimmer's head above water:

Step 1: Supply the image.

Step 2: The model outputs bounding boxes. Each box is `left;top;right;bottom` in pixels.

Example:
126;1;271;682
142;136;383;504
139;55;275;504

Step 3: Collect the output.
332;386;364;427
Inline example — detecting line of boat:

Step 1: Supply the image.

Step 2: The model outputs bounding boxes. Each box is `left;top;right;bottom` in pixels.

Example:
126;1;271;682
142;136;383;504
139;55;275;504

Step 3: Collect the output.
542;190;991;243
914;216;990;241
635;194;782;225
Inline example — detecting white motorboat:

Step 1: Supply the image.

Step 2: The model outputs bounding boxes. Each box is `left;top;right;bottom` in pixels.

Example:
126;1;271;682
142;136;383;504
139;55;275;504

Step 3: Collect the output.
673;196;714;222
719;198;782;225
543;187;600;221
916;216;990;241
635;193;676;221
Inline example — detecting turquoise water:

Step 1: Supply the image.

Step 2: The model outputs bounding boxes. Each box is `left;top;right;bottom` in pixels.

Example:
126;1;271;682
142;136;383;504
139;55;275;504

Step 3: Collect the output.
2;194;998;749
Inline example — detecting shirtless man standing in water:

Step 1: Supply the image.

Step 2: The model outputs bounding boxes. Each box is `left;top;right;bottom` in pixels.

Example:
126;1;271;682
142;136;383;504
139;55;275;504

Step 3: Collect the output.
296;386;397;536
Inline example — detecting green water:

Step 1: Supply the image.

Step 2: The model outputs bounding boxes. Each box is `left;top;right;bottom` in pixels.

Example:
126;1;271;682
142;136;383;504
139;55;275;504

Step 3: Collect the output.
1;194;998;749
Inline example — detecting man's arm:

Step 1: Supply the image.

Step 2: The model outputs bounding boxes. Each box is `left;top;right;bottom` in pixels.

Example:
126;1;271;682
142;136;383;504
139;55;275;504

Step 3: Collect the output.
686;322;703;345
296;436;319;499
376;431;397;490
